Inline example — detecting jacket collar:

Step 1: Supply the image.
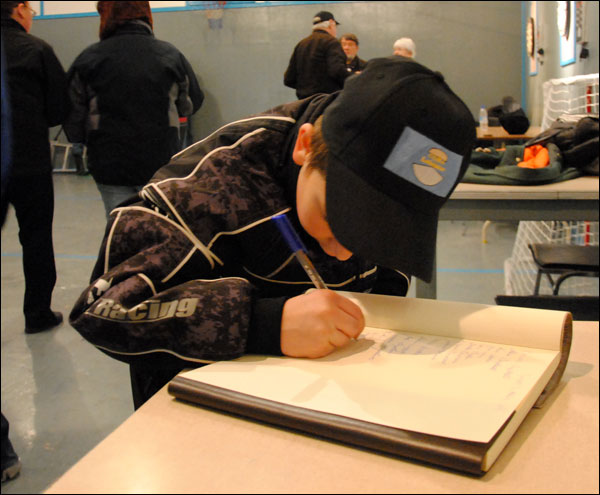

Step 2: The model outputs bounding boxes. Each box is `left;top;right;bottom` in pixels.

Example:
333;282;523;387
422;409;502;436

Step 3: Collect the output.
1;17;27;32
103;20;153;39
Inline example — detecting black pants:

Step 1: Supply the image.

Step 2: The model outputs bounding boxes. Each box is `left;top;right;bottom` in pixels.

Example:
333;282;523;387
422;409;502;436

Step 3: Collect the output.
4;171;57;321
129;363;184;410
1;412;19;471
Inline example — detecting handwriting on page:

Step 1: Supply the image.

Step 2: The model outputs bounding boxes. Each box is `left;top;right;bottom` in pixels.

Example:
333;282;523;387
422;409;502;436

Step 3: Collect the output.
364;329;528;394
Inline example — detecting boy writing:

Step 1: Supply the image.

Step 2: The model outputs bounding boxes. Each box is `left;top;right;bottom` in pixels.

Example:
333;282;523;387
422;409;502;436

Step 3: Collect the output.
70;57;475;409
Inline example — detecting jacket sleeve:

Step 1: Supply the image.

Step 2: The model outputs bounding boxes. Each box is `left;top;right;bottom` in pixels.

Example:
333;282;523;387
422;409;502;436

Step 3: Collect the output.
283;49;298;89
63;68;88;144
177;53;204;117
371;267;410;297
41;43;70;127
326;39;350;86
246;297;286;355
69;208;257;367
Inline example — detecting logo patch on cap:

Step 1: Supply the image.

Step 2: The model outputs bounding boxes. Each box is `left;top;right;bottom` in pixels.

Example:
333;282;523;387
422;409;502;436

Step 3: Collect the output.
383;127;463;197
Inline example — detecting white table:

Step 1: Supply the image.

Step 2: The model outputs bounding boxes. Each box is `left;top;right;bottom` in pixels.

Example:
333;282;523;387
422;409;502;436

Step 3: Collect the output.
416;176;600;299
45;321;599;494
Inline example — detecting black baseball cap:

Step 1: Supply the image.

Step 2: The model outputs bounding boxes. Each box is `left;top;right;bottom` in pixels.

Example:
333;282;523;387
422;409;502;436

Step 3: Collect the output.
322;57;475;282
313;11;339;25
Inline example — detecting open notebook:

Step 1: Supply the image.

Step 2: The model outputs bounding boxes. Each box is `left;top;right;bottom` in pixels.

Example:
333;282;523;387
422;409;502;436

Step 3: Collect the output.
168;292;572;475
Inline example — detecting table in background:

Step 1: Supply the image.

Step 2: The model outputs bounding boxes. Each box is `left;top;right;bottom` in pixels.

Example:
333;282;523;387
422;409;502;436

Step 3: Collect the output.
476;125;542;147
415;176;600;299
44;321;599;494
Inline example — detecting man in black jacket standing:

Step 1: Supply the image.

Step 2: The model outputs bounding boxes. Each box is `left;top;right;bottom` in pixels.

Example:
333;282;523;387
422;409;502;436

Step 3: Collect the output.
284;11;350;99
1;0;70;334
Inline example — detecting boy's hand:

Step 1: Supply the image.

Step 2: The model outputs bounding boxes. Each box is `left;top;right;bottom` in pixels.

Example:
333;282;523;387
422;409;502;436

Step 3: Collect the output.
280;290;365;358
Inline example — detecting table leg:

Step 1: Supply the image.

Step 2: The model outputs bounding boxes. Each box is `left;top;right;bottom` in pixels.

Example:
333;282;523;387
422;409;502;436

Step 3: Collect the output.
415;256;437;299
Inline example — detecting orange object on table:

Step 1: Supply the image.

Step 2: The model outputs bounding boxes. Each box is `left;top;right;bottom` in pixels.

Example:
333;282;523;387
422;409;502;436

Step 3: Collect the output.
518;144;549;169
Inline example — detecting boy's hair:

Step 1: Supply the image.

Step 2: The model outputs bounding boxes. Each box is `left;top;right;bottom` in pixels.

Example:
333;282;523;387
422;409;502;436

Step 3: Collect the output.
308;116;328;175
1;1;24;19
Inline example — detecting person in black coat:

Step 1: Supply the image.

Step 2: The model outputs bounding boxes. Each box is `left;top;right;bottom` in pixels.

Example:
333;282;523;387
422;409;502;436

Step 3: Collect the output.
1;0;70;333
284;11;350;99
2;27;22;485
64;1;204;219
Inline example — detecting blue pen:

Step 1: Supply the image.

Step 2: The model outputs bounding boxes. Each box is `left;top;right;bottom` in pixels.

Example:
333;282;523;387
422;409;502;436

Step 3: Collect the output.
272;213;327;289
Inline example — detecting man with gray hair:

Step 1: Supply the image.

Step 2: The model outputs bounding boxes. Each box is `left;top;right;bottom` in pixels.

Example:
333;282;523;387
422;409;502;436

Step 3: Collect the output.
284;11;350;99
393;37;416;58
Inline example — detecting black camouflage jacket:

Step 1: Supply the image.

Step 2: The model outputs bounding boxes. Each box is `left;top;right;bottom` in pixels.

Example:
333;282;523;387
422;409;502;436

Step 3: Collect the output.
69;93;409;368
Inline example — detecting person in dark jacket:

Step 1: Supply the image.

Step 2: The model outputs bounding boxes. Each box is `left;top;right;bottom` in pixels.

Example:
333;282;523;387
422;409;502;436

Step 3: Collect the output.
1;0;70;334
69;57;475;410
64;1;204;219
284;11;350;99
2;30;23;485
340;33;367;74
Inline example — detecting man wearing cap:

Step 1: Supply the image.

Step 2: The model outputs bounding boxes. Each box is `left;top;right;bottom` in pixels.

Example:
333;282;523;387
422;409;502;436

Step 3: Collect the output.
284;11;350;99
340;33;367;74
70;56;475;409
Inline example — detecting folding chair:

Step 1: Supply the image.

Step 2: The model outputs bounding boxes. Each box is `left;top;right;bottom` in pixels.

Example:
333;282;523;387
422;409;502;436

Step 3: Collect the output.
528;243;599;296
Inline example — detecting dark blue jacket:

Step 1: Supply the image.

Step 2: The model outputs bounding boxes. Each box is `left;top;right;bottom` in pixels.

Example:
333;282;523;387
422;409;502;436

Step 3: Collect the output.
64;21;204;186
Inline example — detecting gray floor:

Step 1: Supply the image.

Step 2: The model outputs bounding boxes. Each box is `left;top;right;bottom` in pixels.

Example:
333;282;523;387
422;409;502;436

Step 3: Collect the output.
1;173;518;494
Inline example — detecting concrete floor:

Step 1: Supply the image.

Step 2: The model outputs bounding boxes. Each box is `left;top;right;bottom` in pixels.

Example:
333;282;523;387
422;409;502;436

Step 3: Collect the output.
1;173;519;494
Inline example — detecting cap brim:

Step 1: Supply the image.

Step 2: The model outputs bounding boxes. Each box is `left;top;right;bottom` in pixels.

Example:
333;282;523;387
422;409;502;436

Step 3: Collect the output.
326;156;437;282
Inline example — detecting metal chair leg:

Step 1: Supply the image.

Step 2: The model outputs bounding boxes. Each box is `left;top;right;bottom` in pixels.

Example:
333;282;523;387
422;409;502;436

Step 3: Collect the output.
533;270;543;295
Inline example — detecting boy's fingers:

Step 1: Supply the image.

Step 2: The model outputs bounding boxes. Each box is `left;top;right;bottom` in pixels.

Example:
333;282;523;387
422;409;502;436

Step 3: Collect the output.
335;309;364;339
331;293;365;338
328;329;350;348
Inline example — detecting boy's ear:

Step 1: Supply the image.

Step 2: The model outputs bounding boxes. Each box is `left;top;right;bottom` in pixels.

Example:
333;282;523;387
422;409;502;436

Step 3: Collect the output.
292;123;314;166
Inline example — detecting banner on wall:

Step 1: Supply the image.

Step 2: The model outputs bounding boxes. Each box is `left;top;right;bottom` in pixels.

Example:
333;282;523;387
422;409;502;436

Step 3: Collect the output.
33;1;334;18
558;1;576;66
36;1;186;17
526;1;538;76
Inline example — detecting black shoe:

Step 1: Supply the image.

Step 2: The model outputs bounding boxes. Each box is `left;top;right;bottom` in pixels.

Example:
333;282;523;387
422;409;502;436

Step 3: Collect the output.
24;311;63;334
1;458;21;483
1;434;21;483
